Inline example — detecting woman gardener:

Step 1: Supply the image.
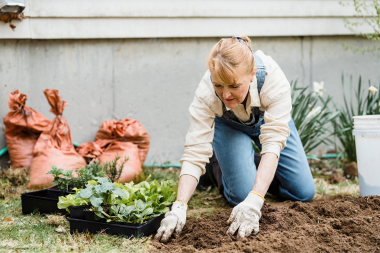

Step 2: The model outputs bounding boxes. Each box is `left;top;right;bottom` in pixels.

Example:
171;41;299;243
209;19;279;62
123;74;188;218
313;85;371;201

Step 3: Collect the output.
155;36;315;242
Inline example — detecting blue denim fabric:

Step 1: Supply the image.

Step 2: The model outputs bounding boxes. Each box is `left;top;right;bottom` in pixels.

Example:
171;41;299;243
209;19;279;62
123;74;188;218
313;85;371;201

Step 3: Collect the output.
212;53;315;205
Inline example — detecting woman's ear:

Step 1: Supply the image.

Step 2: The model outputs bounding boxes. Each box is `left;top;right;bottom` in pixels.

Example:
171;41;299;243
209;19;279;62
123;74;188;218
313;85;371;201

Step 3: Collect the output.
251;67;257;81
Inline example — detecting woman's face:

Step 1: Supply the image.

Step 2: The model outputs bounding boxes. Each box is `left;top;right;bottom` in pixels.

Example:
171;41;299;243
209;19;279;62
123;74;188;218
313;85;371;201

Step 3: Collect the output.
211;66;256;109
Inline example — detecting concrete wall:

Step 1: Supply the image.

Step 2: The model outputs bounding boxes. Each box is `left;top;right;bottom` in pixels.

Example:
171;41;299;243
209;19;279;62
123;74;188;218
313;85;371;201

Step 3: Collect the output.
1;36;380;164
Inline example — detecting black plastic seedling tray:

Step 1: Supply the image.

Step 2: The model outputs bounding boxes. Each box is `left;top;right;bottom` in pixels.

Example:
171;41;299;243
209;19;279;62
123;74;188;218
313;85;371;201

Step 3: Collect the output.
67;214;165;237
83;209;107;222
21;186;73;215
68;205;91;219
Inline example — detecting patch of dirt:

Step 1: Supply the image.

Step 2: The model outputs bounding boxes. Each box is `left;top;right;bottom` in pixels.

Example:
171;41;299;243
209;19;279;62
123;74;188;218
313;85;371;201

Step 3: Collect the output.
0;167;29;198
329;171;347;184
0;167;29;186
151;196;380;252
45;215;66;226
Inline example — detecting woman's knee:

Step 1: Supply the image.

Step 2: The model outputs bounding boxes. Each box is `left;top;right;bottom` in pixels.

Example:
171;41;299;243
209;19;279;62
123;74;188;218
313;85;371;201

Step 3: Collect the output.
294;184;315;202
224;191;248;206
277;173;315;202
223;179;254;206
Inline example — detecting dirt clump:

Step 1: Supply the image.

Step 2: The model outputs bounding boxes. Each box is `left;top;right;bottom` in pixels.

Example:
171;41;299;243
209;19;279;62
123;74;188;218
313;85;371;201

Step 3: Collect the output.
329;171;347;184
151;196;380;252
343;162;358;179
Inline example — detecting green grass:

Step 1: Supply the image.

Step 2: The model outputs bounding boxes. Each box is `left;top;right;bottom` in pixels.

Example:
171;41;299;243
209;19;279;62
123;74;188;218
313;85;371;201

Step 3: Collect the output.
187;187;230;218
143;167;180;183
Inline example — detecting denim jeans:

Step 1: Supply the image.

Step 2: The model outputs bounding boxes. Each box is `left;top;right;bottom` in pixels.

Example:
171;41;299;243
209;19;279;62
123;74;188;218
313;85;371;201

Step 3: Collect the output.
212;116;315;206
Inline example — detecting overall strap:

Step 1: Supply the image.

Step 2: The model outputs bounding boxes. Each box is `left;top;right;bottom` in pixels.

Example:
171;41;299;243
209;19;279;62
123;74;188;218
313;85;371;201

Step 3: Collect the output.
252;53;266;95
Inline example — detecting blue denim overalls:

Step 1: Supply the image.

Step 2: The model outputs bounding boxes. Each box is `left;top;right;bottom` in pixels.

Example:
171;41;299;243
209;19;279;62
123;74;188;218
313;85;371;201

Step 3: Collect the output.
207;53;315;205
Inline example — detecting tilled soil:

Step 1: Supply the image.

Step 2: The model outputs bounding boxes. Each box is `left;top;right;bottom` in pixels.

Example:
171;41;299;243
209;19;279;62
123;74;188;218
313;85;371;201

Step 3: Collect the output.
151;196;380;252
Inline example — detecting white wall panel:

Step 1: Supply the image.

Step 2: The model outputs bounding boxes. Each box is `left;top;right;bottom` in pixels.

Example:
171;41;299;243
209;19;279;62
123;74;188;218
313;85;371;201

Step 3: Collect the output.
0;0;374;39
27;0;358;18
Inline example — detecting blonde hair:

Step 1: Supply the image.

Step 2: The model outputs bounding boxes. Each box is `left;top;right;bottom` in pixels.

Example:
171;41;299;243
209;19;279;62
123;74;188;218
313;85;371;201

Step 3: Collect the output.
208;36;254;84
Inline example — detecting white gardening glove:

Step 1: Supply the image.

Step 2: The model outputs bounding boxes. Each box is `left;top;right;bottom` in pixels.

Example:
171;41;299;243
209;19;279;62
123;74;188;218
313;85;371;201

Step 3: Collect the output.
154;201;187;242
226;193;264;240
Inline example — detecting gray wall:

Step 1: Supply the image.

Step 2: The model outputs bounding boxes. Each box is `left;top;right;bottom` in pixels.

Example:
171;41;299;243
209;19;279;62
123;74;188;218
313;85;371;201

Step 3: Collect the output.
1;36;380;164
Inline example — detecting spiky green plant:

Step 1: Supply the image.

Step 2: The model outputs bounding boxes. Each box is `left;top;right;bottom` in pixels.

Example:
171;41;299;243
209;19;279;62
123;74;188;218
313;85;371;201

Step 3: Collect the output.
332;74;380;162
102;156;129;183
291;80;340;155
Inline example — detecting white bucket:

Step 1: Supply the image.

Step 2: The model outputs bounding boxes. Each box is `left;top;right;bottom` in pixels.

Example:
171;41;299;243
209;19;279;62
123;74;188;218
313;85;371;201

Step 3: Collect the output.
352;115;380;196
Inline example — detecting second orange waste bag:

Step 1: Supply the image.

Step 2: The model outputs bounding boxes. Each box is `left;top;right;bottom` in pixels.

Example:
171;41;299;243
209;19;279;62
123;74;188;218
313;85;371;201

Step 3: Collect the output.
77;139;142;183
95;118;150;163
28;90;86;189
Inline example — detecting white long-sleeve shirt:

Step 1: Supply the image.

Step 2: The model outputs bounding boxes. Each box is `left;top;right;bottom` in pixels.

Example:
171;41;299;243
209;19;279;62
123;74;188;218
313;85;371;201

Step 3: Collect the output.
180;50;292;181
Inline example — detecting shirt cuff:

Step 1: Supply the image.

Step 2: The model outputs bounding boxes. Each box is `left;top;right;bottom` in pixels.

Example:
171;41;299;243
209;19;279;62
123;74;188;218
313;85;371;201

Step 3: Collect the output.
180;161;203;182
260;143;282;159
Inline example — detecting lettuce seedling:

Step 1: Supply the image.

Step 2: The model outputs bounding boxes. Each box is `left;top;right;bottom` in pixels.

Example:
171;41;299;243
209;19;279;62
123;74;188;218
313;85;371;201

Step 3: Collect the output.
100;177;178;224
57;188;89;212
72;175;177;224
76;177;127;212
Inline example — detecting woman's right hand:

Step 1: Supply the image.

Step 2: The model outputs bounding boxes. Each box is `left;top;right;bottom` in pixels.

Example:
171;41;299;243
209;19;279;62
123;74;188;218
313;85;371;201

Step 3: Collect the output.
154;201;187;243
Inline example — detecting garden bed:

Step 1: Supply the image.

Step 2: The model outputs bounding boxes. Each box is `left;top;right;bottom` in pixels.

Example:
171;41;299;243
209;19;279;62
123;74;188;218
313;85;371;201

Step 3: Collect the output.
151;196;380;252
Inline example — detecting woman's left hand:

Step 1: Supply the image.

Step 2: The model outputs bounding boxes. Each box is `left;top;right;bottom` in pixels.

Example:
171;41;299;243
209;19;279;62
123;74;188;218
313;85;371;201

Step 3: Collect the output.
226;193;264;239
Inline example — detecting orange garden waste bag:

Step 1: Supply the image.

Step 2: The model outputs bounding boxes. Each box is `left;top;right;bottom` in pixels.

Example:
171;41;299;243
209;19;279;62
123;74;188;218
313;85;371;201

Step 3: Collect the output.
76;141;103;161
94;118;150;163
77;139;142;183
28;90;86;188
3;90;50;168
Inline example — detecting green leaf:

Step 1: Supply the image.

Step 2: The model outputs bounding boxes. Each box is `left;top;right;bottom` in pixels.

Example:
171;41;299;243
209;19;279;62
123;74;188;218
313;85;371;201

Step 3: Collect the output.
153;180;160;188
57;194;89;210
90;195;103;208
95;211;105;219
161;207;170;214
141;207;153;217
172;184;178;194
135;199;145;210
114;182;126;189
95;177;110;184
63;170;73;179
94;184;102;193
147;194;159;203
87;180;98;185
141;181;150;190
112;188;128;198
161;187;172;199
125;205;136;214
78;188;93;199
102;182;115;191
